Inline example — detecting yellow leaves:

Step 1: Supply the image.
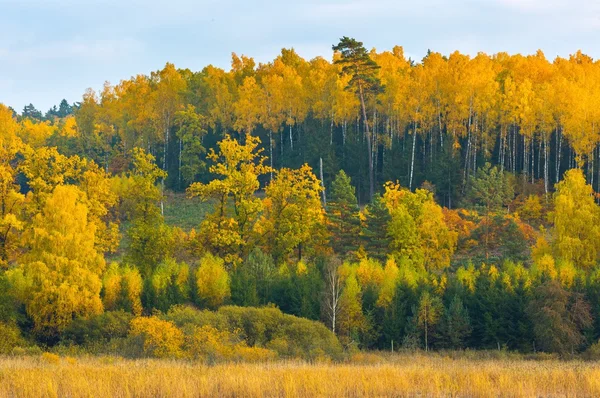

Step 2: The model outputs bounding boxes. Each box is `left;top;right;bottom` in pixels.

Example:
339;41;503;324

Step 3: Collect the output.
234;77;262;134
129;317;184;358
0;160;24;267
59;116;78;138
186;325;276;362
19;146;87;208
188;135;270;262
517;195;543;224
296;260;308;276
456;263;478;293
0;104;22;160
257;164;325;262
102;262;143;316
384;182;456;270
376;257;399;308
21;185;105;335
356;257;384;287
537;254;558;280
19;119;56;148
102;262;122;311
196;253;231;309
557;260;577;289
552;168;600;268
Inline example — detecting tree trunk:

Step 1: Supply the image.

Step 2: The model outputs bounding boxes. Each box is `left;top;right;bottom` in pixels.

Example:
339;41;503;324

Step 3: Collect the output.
320;157;326;206
269;130;274;181
178;137;182;190
358;84;375;199
410;122;417;191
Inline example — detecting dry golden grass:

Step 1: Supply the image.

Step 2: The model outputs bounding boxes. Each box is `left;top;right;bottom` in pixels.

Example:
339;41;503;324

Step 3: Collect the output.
1;353;599;397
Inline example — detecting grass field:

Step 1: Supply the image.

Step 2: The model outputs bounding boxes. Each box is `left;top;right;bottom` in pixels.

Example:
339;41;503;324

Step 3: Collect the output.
1;353;599;397
163;191;211;231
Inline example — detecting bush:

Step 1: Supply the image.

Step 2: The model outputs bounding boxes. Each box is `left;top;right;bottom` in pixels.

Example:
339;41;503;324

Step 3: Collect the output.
0;322;25;354
129;316;184;358
217;306;343;360
62;311;133;347
185;325;277;363
163;305;343;361
162;305;229;331
584;340;600;360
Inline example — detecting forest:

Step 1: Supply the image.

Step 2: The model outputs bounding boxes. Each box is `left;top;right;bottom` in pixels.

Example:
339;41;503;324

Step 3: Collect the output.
1;37;600;360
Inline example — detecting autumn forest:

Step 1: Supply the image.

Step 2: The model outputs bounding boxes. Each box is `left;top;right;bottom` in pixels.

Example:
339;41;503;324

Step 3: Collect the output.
2;37;600;365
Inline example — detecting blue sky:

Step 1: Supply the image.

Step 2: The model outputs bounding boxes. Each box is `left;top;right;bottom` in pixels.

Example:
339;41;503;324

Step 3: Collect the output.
1;0;599;112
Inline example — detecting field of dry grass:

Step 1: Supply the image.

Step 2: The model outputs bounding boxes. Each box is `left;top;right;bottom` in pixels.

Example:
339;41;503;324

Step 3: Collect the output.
1;353;599;397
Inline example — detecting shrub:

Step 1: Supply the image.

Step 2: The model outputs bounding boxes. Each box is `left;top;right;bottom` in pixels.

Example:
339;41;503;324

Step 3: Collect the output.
0;322;25;354
164;305;342;361
196;253;230;309
162;305;229;331
185;325;276;363
217;306;343;360
62;311;133;347
129;316;184;358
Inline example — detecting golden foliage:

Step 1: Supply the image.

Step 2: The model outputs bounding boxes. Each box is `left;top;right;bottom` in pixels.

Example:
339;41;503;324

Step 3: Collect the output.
196;253;231;309
129;317;184;358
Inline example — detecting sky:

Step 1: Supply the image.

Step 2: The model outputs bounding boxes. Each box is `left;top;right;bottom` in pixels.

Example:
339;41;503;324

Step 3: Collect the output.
1;0;599;112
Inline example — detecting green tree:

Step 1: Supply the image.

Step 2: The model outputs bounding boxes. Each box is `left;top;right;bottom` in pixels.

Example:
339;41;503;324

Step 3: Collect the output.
467;163;514;259
438;295;472;349
361;194;391;261
174;105;206;188
327;170;361;257
117;148;174;277
332;37;383;199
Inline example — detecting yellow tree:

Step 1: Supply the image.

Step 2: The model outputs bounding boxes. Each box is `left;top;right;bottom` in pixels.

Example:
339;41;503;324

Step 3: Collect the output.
234;76;263;136
195;253;231;309
188;135;271;264
18;119;56;148
373;46;410;153
152;63;186;172
338;273;366;346
201;63;238;133
406;63;435;190
256;164;325;263
384;182;457;270
118;75;156;151
19;146;87;212
0;105;24;267
21;185;105;337
102;262;143;316
552;168;600;268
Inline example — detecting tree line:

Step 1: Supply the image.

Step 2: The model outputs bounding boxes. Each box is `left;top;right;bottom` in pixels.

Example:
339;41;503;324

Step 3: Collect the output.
1;38;600;356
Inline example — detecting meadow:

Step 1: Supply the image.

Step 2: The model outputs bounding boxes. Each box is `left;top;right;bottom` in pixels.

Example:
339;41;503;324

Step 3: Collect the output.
1;353;599;397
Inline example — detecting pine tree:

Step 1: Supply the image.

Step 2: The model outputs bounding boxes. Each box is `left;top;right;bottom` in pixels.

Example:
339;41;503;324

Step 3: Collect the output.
327;170;361;257
361;194;391;261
